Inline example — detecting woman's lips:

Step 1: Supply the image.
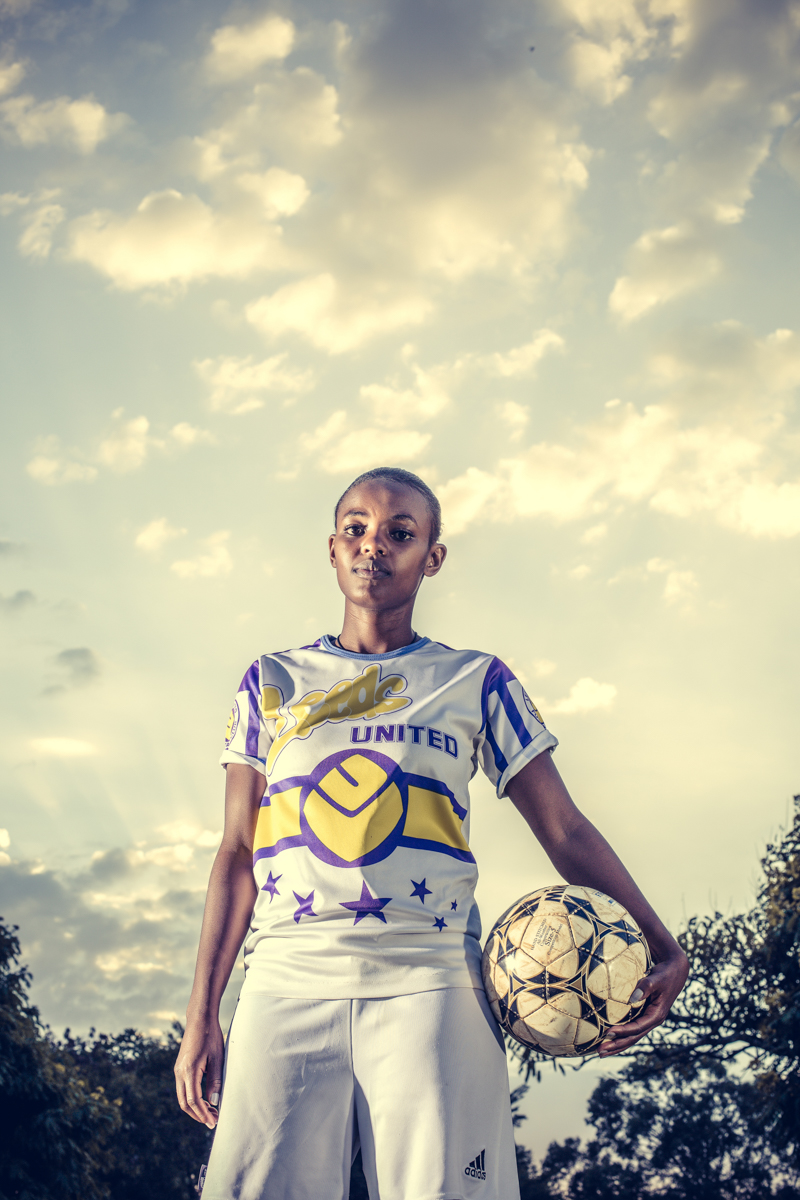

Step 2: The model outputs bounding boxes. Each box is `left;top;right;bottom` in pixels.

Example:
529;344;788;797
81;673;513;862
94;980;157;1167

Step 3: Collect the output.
353;565;390;577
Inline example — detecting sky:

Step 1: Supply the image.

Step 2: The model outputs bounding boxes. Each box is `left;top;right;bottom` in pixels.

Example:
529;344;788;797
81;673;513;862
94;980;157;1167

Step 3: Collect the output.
1;0;799;1159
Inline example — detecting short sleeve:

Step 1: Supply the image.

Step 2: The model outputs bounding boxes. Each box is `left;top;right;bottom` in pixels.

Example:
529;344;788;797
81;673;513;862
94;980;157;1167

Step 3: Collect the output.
219;659;271;775
478;657;558;797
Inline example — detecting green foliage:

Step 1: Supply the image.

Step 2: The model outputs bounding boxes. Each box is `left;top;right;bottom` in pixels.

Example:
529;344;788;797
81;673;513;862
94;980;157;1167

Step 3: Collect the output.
0;920;120;1200
59;1027;212;1200
512;796;800;1198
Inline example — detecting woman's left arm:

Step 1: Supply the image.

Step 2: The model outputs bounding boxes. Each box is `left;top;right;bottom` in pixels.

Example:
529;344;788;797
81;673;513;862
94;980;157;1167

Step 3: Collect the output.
505;750;689;1057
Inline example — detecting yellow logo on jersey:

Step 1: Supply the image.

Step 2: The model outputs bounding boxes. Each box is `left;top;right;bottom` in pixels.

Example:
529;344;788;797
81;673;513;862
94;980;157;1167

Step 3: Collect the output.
261;663;411;772
253;749;471;867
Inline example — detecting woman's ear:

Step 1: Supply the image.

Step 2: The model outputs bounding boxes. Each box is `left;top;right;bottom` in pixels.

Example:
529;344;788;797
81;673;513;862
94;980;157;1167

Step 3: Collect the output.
424;543;447;577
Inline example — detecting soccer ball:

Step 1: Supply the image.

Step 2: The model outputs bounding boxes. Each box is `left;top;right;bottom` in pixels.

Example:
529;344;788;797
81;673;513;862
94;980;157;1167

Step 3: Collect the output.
482;884;651;1057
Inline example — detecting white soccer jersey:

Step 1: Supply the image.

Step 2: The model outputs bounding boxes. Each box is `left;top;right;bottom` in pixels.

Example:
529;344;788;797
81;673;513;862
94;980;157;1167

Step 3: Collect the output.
220;635;558;998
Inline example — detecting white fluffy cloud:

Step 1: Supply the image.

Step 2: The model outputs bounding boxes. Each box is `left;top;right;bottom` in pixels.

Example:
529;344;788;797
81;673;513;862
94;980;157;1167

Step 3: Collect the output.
438;325;800;541
246;274;432;354
0;189;65;258
135;519;187;554
96;414;157;472
0;59;25;96
0;92;128;153
27;412;211;485
67;189;294;291
482;329;565;378
195;353;315;414
205;12;296;82
235;168;309;217
496;402;530;442
193;65;342;173
171;532;233;579
298;410;431;474
26;442;98;485
609;222;722;323
543;677;618;716
360;360;450;429
603;2;798;318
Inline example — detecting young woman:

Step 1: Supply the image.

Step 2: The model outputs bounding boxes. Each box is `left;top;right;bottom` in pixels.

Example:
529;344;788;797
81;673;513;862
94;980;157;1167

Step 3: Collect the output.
175;466;688;1200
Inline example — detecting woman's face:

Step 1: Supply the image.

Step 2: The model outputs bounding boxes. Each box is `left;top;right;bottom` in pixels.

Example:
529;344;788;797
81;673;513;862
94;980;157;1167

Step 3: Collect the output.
328;480;446;613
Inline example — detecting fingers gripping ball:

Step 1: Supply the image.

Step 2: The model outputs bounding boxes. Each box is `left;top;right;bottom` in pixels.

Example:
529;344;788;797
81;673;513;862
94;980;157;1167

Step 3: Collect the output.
482;885;651;1057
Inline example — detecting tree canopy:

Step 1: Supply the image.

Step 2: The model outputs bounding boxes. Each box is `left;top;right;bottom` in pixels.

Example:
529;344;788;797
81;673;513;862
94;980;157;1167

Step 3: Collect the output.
513;795;800;1198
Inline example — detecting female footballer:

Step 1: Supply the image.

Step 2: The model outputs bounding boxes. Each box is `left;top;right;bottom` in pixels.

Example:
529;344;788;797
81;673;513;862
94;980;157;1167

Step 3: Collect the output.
175;466;688;1200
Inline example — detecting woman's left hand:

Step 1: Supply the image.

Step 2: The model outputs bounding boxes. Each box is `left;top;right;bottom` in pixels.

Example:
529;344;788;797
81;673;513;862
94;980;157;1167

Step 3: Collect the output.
598;950;690;1057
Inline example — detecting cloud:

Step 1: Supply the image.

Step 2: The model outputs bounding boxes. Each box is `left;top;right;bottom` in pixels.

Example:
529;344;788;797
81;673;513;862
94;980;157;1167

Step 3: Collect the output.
135;518;187;554
649;322;800;415
67;189;293;291
580;523;607;544
26;447;98;486
195;353;315;414
603;1;799;317
205;12;296;82
778;120;800;186
235;167;309;217
0;839;229;1034
645;557;699;607
0;589;35;614
27;411;211;486
482;329;564;378
360;361;450;429
246;274;432;354
557;0;675;105
43;647;101;695
0;539;24;554
171;531;232;579
0;189;65;258
545;677;618;716
608;222;722;323
29;737;98;757
169;422;214;446
496;401;529;442
19;196;65;257
298;410;431;474
193;66;342;169
96;413;158;471
0;92;128;153
438;378;800;540
0;59;25;96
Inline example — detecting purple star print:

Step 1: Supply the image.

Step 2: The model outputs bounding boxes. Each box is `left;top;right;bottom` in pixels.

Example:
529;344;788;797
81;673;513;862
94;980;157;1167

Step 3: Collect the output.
450;899;458;911
410;878;432;904
292;890;316;923
340;881;392;925
262;871;282;902
432;917;447;932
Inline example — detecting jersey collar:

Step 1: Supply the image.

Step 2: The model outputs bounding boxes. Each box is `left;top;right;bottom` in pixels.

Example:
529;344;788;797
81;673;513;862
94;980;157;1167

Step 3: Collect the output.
320;634;431;661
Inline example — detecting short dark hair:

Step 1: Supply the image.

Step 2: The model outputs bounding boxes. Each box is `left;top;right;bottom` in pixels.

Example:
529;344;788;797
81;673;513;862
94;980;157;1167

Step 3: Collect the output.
334;467;442;545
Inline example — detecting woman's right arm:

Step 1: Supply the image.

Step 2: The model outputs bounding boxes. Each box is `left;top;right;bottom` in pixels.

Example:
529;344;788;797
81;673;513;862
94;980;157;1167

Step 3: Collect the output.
174;763;265;1128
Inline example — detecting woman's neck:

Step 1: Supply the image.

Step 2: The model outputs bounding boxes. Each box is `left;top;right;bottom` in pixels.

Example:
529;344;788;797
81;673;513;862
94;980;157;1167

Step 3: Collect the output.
335;605;418;655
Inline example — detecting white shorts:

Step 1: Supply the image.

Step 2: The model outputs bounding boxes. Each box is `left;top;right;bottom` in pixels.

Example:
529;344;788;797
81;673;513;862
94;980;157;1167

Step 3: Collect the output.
201;987;520;1200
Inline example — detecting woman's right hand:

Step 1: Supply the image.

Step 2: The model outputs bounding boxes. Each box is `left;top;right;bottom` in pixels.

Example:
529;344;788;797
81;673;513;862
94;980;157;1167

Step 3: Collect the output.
174;1014;225;1128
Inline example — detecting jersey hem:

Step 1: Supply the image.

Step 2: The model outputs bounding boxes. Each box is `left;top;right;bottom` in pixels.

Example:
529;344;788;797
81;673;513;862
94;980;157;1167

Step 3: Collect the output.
220;749;267;775
496;732;558;798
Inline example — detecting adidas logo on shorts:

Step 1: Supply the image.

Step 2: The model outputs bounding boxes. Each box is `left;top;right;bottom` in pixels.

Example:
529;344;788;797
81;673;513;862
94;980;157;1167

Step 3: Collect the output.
464;1150;486;1180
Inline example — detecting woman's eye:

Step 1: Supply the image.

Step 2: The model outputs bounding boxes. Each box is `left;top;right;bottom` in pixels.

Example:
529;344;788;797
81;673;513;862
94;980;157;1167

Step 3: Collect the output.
344;524;365;536
391;530;413;541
